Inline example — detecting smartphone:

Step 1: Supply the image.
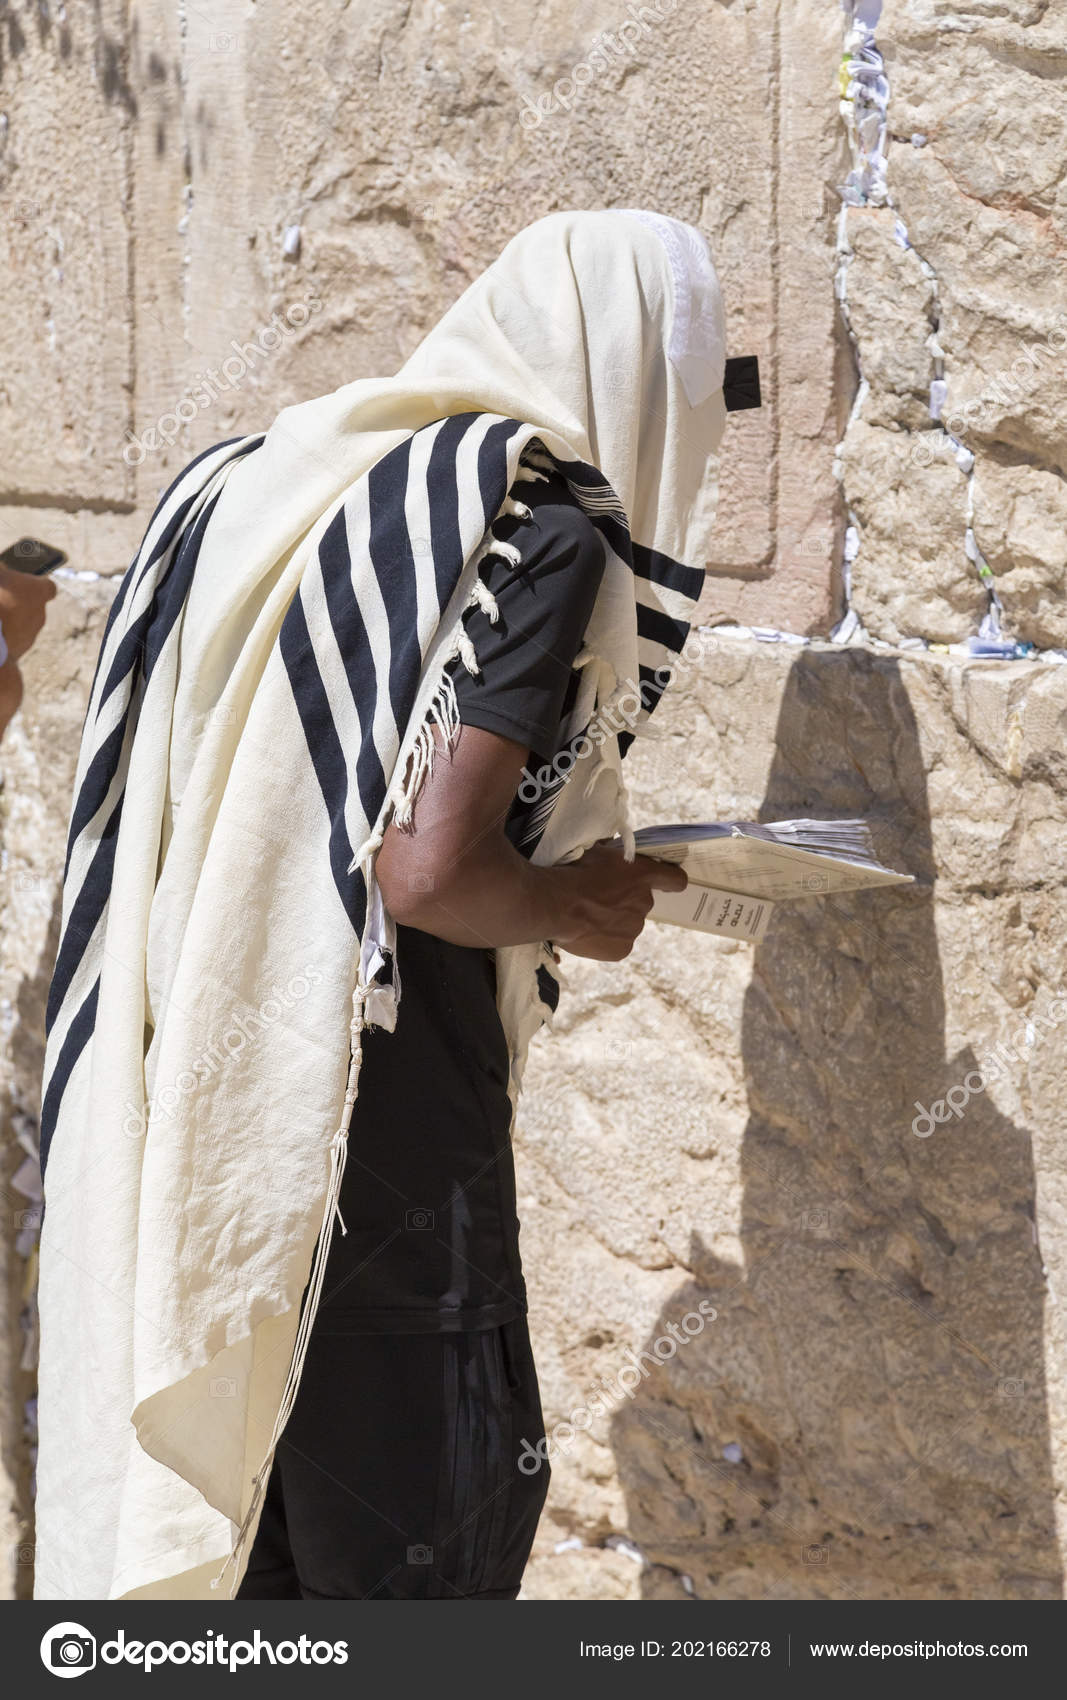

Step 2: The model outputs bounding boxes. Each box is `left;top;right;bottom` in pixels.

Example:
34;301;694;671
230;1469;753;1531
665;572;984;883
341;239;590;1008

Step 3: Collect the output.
0;538;68;576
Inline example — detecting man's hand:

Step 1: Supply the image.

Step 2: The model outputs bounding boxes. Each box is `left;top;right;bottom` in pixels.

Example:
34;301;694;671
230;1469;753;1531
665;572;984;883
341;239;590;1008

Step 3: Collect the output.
0;564;57;661
551;840;687;962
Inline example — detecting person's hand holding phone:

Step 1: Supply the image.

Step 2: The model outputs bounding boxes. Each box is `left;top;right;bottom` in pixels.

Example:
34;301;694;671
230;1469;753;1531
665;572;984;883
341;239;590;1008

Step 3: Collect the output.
0;550;61;738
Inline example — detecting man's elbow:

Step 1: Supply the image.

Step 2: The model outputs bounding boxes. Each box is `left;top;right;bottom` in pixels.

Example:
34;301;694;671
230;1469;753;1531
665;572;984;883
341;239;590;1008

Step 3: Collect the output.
375;837;458;931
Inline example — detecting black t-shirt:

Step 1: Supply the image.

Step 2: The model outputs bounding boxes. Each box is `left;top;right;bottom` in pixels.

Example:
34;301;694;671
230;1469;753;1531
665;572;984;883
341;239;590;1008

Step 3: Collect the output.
317;472;604;1334
448;469;605;767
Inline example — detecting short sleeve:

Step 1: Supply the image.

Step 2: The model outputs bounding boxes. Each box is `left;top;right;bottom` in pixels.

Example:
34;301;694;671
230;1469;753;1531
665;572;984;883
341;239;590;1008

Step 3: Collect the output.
449;472;605;763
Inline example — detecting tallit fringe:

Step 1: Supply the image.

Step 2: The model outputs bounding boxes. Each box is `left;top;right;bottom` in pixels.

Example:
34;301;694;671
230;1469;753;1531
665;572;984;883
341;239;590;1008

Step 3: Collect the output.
210;981;371;1597
387;487;533;828
389;662;463;828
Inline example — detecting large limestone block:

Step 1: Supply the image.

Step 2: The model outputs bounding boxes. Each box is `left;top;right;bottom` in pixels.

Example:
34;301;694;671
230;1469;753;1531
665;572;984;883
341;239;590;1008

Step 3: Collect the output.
0;3;133;509
839;1;1067;645
971;461;1067;650
519;635;1067;1599
838;419;985;642
842;209;935;433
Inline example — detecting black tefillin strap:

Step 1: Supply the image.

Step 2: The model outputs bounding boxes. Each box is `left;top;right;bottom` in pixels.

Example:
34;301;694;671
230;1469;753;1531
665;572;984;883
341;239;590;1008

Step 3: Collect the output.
723;354;761;412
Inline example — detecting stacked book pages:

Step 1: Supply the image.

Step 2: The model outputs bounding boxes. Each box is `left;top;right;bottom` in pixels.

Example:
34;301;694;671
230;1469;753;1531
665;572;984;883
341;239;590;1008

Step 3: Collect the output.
635;819;914;942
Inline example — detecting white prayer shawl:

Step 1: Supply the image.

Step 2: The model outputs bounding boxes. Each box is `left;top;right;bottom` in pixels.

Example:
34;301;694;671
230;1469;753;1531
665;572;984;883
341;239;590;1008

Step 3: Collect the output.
34;209;727;1600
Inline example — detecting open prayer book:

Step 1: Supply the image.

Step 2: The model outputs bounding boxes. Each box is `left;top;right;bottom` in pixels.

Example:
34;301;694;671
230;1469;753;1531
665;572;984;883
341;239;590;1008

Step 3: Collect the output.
632;819;914;943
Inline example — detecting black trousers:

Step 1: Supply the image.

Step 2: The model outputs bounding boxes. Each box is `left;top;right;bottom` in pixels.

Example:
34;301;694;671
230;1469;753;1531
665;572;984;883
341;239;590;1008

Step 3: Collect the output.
237;927;550;1601
236;1316;550;1600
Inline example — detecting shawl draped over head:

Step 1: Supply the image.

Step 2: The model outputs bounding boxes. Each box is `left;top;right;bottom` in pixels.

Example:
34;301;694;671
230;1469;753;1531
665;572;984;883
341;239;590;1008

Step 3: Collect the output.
34;208;729;1600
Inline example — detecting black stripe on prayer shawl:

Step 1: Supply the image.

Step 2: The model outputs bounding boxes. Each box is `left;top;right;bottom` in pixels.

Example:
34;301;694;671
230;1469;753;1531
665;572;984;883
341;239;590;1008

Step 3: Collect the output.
632;541;704;603
88;438;263;725
40;435;264;1181
317;507;389;817
64;441;263;877
477;416;527;521
141;492;228;685
368;435;422;714
47;793;124;1034
61;705;132;883
62;483;234;888
425;415;471;604
96;437;256;679
636;600;690;653
279;589;369;932
57;465;256;1008
40;979;100;1181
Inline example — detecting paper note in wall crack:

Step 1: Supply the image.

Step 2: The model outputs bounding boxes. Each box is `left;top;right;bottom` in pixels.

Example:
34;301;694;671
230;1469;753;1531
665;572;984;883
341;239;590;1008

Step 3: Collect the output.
650;883;773;942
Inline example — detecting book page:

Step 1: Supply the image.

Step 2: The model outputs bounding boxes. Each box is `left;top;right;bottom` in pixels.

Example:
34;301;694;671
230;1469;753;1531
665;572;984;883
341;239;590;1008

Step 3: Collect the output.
681;839;909;899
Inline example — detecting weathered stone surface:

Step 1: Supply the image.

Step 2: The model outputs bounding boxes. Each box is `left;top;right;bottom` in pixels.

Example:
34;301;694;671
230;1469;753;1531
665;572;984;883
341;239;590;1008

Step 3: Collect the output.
839;0;1067;646
842;210;935;434
0;2;134;512
520;635;1067;1601
972;460;1067;649
838;419;985;643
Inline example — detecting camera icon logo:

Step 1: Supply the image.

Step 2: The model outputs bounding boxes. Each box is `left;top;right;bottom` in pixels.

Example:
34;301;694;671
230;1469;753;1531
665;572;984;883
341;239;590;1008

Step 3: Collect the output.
407;1544;433;1565
405;1207;434;1231
40;1622;97;1678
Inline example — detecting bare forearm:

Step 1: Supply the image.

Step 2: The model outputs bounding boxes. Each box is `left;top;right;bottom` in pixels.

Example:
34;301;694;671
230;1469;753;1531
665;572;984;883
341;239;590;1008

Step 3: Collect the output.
385;831;588;950
374;724;685;961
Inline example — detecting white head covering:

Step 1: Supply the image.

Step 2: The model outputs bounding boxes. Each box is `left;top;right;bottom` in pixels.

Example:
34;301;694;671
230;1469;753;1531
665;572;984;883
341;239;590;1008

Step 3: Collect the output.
180;207;727;726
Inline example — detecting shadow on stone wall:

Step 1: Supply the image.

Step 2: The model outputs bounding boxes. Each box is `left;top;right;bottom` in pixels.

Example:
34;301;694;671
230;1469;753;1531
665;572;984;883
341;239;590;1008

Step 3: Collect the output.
611;650;1061;1600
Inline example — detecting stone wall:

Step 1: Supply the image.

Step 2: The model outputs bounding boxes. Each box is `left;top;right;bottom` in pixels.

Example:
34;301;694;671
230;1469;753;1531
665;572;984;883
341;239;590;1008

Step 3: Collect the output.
2;0;1065;1600
520;636;1067;1599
